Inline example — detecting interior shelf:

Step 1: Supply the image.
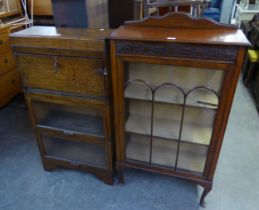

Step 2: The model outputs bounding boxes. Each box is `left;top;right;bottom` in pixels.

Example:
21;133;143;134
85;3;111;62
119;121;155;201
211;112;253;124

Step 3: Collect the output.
126;133;208;174
125;114;213;145
43;136;107;169
38;110;104;138
125;83;219;110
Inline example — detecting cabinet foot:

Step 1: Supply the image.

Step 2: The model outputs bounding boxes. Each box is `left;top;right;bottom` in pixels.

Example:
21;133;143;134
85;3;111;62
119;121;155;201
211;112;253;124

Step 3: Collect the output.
103;176;114;185
199;183;212;208
95;173;114;185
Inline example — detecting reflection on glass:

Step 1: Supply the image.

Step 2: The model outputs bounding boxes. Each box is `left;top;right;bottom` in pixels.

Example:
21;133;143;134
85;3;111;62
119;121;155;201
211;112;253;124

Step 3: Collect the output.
43;136;107;169
124;62;224;174
32;101;104;137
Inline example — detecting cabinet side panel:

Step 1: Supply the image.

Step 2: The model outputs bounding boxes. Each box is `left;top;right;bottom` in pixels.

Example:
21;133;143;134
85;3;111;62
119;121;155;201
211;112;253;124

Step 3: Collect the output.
205;47;246;180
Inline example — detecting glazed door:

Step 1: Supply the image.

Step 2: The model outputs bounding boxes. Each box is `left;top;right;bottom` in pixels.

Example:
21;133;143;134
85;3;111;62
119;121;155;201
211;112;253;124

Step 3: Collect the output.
116;57;230;177
25;94;112;171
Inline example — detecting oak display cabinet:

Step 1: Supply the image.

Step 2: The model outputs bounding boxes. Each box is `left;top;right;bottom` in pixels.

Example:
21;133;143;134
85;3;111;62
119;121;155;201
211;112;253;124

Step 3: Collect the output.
11;27;114;185
110;13;250;206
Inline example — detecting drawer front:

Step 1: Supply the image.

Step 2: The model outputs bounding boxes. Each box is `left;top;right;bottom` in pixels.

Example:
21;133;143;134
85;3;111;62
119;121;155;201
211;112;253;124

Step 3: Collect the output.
0;70;21;100
18;54;106;96
0;50;16;75
0;32;11;53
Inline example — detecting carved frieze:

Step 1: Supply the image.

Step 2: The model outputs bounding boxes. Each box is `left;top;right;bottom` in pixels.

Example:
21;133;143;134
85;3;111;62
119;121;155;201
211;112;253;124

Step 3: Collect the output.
116;41;237;62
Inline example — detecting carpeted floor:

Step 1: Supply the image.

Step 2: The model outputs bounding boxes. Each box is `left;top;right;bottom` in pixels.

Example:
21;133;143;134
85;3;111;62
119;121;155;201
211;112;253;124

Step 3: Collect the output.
0;80;258;210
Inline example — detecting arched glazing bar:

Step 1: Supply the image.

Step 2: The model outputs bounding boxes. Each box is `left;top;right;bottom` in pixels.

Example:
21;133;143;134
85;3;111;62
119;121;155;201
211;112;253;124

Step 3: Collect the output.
124;79;221;173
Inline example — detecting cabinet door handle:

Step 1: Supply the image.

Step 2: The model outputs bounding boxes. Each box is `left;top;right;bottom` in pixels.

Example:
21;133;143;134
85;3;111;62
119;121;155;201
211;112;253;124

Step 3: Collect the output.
53;57;59;73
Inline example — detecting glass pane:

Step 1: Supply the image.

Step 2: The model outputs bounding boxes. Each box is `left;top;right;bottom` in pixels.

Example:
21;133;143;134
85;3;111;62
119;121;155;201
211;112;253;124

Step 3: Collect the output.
177;143;208;175
125;63;224;108
32;101;104;138
125;133;178;168
151;137;177;168
124;62;225;174
182;107;217;145
42;136;107;169
153;103;182;140
126;133;150;163
125;100;152;136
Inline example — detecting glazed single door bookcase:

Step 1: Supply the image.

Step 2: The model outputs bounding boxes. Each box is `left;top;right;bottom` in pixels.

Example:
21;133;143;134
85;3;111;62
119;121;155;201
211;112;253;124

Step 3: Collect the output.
110;13;250;206
11;27;114;185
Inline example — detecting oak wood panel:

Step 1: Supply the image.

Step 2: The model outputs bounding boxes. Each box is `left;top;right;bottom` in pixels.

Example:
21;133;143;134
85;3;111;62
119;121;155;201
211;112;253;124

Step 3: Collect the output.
26;90;108;107
0;30;10;51
12;26;114;184
0;50;16;75
17;54;106;96
0;69;21;107
12;47;104;58
10;27;112;52
0;25;21;107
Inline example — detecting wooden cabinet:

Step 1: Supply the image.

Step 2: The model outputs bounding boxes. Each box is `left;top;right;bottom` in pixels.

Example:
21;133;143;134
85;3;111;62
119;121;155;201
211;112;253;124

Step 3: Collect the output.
110;13;250;206
10;27;114;184
0;25;21;108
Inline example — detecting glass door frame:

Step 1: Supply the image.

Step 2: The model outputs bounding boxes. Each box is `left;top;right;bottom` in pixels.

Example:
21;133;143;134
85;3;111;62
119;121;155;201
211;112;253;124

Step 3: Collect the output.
114;54;234;179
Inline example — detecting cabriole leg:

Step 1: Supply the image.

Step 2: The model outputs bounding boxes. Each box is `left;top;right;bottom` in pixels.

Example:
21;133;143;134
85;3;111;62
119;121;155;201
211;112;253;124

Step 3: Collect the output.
199;183;212;208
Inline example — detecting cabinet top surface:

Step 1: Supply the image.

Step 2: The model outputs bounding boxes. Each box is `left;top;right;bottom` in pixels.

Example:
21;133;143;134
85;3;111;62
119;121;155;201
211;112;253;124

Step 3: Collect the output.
110;13;250;46
10;26;112;40
10;26;113;52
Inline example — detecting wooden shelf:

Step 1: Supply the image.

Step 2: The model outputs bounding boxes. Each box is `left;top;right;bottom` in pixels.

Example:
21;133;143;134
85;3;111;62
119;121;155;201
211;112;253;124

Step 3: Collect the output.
126;133;208;174
125;83;219;110
43;136;107;169
38;110;104;138
125;114;213;145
